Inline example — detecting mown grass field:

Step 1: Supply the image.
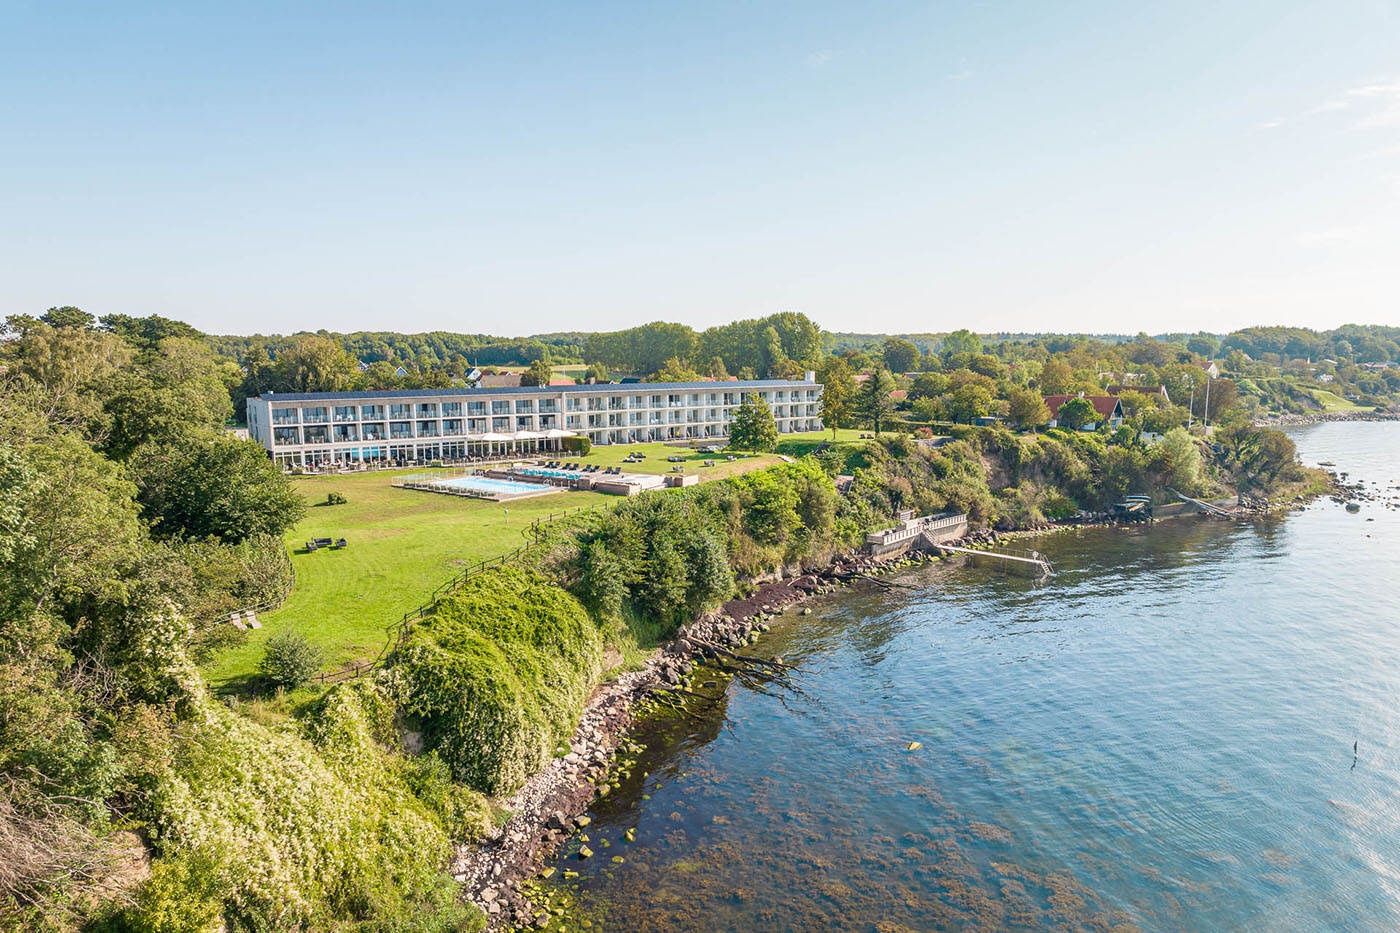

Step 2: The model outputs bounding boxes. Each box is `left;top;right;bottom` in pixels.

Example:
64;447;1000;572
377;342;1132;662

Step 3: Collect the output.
205;431;860;687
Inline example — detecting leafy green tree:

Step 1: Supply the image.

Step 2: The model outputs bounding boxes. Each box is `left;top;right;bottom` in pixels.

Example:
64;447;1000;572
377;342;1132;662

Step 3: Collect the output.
576;540;626;618
816;356;855;436
1006;387;1050;429
728;394;779;451
942;329;982;358
584;362;609;383
853;369;897;434
521;358;553;386
40;306;96;330
650;356;703;382
945;384;994;423
639;533;688;624
881;338;919;374
1039;358;1075;394
274;335;355;392
706;356;729;380
131;433;306;542
1055;397;1098;430
257;630;324;689
1154;427;1203;492
683;532;733;614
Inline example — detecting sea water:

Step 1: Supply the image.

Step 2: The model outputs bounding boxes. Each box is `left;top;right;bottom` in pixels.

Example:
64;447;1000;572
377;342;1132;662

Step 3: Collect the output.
543;422;1400;931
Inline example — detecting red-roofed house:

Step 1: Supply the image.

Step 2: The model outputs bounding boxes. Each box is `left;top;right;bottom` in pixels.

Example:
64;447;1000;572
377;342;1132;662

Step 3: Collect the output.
1043;393;1124;431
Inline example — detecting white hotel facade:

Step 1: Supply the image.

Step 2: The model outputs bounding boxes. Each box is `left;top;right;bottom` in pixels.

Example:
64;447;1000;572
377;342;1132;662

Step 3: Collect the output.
247;376;823;468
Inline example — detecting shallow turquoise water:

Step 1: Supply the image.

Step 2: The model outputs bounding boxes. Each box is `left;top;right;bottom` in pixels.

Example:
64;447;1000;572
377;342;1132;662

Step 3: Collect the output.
545;422;1400;931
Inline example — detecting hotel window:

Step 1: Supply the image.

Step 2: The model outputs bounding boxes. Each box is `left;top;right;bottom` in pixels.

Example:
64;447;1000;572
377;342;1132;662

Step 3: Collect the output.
516;416;532;429
302;407;329;424
443;419;463;435
334;405;357;422
390;421;413;440
538;399;557;413
273;426;300;445
361;404;385;420
468;401;487;416
272;407;299;425
390;404;412;419
539;414;556;428
417;421;439;437
416;403;438;418
491;400;511;415
441;401;462;417
514;399;534;413
467;418;487;432
333;424;358;442
491;417;510;432
362;423;386;440
304;425;330;443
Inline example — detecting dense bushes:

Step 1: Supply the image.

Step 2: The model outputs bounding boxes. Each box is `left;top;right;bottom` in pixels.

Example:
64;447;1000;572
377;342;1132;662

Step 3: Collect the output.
397;569;602;794
132;682;481;930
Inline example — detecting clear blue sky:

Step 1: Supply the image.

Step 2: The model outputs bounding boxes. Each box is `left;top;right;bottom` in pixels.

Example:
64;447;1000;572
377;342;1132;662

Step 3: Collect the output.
3;1;1398;336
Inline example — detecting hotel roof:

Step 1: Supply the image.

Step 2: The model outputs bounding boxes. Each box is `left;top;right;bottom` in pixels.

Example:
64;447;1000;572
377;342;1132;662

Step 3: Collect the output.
258;378;813;403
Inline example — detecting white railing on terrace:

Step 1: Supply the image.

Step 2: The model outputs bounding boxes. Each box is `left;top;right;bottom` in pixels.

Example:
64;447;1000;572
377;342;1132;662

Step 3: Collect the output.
866;512;967;547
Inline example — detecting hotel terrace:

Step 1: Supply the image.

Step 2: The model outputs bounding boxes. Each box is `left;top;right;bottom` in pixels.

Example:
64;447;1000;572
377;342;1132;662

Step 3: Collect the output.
247;375;823;469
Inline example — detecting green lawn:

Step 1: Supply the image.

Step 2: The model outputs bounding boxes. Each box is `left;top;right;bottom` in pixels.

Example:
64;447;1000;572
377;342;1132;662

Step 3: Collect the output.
205;438;817;688
1307;387;1373;412
206;471;613;688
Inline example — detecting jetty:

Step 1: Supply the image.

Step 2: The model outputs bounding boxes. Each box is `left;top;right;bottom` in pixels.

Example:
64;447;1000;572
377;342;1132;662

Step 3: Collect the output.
937;545;1055;576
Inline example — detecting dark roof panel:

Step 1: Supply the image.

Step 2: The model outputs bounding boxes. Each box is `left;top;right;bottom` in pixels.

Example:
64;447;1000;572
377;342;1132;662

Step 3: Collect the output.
257;379;812;403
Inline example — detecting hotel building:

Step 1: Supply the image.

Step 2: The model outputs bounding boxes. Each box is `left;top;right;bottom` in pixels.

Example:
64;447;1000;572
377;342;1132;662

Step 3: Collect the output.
247;375;823;469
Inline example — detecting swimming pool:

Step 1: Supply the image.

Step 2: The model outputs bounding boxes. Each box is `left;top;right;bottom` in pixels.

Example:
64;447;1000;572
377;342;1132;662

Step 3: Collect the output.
431;475;553;497
520;468;587;479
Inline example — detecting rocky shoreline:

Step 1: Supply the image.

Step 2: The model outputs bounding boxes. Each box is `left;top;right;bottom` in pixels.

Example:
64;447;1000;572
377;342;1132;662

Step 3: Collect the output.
448;542;976;928
1254;410;1397;427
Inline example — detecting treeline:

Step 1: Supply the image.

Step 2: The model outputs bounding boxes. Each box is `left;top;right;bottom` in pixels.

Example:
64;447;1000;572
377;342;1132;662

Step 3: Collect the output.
0;308;488;928
581;312;823;380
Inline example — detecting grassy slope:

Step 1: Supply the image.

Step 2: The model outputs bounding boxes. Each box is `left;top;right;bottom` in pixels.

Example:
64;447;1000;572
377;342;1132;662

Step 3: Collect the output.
206;434;856;687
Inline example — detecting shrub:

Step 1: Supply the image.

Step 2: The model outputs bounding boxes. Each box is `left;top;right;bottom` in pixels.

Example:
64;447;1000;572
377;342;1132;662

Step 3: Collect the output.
325;491;347;505
397;569;601;794
560;435;591;455
256;630;323;689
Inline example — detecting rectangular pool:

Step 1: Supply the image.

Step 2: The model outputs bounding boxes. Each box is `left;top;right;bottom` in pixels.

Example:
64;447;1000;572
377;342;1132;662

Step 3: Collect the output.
429;475;557;499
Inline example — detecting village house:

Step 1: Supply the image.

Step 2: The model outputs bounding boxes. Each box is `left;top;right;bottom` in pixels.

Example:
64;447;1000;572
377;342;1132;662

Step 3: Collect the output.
1042;393;1124;431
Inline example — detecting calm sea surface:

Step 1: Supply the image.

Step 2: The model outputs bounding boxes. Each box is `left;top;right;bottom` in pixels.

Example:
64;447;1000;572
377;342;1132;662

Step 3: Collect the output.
543;422;1400;931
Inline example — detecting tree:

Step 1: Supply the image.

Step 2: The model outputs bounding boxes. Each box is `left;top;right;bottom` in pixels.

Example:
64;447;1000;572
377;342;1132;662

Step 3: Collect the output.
881;338;919;374
942;329;982;358
521;359;553;386
853;370;897;435
1055;397;1098;430
650;356;703;383
576;540;625;618
706;356;729;380
131;433;306;542
683;531;733;614
1187;335;1218;358
40;306;96;330
257;630;323;689
1155;427;1203;492
728;395;779;451
944;384;994;424
1006;387;1050;429
816;356;855;437
273;335;355;393
1039;358;1075;394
